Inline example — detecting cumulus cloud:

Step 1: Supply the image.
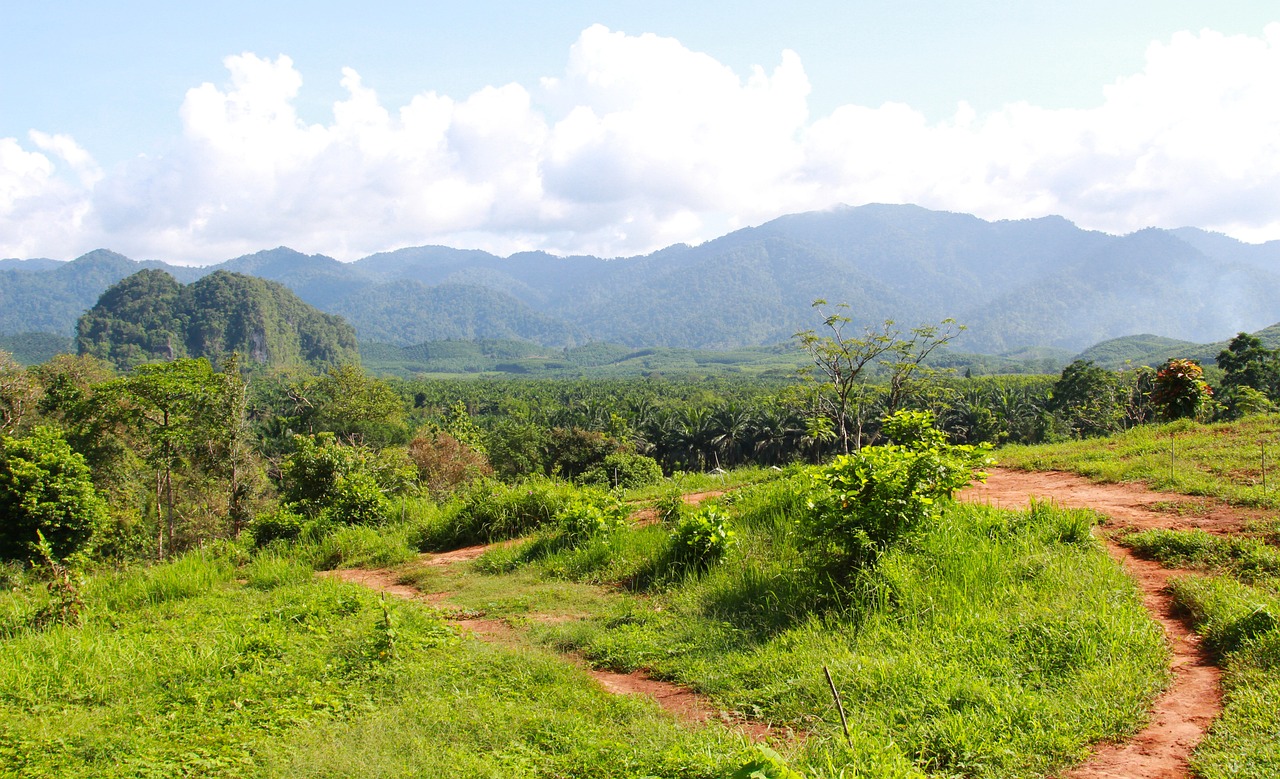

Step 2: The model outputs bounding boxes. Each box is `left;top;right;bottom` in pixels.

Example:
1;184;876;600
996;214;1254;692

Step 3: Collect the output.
2;23;1280;261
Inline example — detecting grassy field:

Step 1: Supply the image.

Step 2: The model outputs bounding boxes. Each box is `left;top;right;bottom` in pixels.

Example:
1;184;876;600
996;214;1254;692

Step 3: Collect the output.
0;466;1175;778
1004;415;1280;778
0;552;760;778
999;414;1280;509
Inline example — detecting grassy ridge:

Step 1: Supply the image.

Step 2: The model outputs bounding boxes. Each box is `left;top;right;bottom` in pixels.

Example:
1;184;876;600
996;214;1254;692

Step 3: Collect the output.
1007;415;1280;778
999;415;1280;509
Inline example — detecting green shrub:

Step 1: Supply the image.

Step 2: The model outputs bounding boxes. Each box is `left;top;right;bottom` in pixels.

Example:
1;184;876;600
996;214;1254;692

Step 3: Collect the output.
670;504;735;569
0;426;107;561
556;493;629;543
281;433;415;523
249;507;309;547
578;452;664;489
327;470;390;525
802;412;991;575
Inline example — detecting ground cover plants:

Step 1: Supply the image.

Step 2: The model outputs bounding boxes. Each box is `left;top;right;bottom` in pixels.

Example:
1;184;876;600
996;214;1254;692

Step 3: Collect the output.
1007;413;1280;778
0;550;763;778
0;414;1176;777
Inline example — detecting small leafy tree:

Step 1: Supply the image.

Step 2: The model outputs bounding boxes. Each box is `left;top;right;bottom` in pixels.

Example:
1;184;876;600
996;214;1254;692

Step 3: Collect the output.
1049;360;1125;438
794;300;962;453
303;364;406;445
1151;359;1213;421
1217;333;1280;416
0;351;38;436
1217;332;1280;398
0;426;107;561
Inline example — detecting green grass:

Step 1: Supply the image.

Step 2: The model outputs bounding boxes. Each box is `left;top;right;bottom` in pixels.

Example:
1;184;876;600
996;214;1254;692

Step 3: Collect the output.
1167;575;1280;779
0;461;1185;777
1123;528;1280;582
999;414;1280;508
0;551;759;778
412;482;1169;779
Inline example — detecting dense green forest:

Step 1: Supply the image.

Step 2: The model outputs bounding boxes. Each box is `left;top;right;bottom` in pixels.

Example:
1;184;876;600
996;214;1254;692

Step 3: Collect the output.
76;270;359;372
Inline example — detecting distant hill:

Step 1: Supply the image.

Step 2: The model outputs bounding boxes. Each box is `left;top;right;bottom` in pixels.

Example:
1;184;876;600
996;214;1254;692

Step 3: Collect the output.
76;270;359;371
330;281;581;347
0;249;205;337
1071;321;1280;370
7;205;1280;353
1072;334;1208;369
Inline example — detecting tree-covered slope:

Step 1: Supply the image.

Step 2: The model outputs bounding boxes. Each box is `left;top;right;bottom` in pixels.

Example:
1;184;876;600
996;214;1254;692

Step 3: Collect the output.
329;281;581;347
76;270;359;371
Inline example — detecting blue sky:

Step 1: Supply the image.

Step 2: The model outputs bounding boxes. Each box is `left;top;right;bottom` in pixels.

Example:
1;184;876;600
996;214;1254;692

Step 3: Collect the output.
2;1;1278;262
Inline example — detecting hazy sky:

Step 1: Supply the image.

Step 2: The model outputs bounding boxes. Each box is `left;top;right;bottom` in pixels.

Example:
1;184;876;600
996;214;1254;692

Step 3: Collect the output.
2;1;1278;263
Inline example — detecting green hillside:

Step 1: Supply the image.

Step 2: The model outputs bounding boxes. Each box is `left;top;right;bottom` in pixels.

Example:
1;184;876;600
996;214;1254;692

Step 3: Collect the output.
76;270;359;371
1073;322;1280;370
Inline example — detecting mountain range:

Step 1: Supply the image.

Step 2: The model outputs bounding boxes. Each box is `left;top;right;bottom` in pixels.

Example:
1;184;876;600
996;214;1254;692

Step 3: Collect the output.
4;204;1279;355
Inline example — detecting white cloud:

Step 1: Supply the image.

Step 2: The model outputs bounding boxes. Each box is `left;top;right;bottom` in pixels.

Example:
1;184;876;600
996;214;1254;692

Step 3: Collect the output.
2;24;1280;261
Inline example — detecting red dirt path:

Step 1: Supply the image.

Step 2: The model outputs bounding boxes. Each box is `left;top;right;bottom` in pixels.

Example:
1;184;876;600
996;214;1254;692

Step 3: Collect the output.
962;468;1228;779
318;537;783;744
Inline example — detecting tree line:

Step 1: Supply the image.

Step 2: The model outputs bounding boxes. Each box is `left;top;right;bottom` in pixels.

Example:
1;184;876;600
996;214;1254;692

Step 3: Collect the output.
2;317;1276;566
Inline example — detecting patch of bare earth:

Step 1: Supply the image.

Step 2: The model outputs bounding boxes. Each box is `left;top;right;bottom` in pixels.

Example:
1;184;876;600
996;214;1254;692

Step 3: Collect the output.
587;668;784;742
681;490;726;505
631;490;726;528
962;467;1225;779
318;537;788;744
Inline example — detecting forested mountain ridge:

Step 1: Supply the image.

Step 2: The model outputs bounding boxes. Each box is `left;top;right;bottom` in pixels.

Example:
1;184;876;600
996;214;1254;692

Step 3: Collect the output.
76;270;359;371
7;205;1280;353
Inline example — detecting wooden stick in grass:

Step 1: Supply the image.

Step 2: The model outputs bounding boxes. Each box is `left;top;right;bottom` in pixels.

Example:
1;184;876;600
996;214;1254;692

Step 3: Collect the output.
824;665;852;746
